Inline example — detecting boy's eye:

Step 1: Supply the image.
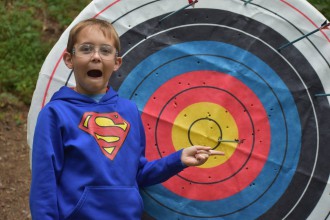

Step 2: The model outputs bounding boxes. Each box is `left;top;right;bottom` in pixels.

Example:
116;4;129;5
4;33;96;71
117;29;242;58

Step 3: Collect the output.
78;44;94;54
99;46;113;55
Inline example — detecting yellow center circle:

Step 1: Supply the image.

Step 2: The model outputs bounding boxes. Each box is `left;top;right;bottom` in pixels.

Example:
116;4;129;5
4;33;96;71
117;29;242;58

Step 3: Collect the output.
189;118;221;148
172;102;238;168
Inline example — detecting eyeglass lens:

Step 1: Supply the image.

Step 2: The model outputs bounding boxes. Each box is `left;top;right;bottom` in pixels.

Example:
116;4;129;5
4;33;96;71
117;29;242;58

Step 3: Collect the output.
74;44;116;60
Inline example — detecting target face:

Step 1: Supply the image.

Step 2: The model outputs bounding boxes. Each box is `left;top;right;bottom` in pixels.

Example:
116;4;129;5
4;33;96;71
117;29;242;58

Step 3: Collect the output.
28;0;330;219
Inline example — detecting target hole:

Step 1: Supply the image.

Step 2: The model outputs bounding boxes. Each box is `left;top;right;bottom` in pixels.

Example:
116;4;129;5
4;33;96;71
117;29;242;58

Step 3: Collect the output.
250;182;256;187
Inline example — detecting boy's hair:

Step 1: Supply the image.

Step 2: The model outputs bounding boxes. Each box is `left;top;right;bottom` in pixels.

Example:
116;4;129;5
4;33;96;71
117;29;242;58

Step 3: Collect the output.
66;18;121;55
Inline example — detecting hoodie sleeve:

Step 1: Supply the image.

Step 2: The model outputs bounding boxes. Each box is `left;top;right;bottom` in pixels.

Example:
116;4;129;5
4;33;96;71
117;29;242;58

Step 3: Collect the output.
29;106;64;219
135;111;186;187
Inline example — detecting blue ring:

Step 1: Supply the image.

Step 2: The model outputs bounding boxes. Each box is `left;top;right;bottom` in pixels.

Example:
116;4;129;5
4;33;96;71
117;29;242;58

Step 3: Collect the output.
119;41;301;218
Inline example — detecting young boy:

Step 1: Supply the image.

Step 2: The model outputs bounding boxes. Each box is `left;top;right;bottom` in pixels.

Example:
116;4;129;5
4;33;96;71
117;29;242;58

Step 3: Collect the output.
29;18;223;219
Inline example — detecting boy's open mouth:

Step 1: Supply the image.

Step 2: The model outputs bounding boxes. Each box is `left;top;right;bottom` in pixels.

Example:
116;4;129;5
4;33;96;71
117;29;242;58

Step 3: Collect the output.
87;70;103;78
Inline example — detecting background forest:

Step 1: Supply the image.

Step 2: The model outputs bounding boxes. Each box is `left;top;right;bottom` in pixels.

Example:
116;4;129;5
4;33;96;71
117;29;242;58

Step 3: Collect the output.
0;0;329;105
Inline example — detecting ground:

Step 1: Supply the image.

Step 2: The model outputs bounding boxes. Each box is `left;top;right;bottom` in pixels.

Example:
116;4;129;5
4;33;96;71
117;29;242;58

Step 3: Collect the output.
0;101;31;219
0;8;69;219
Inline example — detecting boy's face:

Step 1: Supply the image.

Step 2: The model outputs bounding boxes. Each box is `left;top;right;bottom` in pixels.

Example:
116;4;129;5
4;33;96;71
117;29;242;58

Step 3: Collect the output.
63;25;122;95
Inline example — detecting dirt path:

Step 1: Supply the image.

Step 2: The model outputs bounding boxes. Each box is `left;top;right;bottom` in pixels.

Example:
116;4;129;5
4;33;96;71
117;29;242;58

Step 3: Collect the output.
0;105;31;220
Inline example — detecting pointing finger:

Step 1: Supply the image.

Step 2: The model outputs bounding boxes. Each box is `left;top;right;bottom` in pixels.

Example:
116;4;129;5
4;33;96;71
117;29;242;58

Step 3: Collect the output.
209;150;225;155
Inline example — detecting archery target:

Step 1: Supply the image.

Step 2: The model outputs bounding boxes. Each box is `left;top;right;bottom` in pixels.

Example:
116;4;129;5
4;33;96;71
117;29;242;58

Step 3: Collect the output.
27;0;330;219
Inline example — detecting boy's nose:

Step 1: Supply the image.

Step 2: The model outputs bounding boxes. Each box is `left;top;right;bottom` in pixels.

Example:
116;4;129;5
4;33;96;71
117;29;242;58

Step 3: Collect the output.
91;50;102;61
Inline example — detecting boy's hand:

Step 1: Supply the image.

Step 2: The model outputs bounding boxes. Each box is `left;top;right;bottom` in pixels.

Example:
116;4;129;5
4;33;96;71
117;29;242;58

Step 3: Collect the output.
181;146;225;167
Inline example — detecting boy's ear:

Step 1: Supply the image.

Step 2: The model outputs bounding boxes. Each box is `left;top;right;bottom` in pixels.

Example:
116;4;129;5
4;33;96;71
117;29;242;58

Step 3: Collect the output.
63;51;74;69
113;56;122;72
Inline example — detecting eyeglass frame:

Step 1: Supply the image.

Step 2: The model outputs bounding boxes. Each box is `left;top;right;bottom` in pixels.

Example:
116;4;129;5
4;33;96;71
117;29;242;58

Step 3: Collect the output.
72;43;119;60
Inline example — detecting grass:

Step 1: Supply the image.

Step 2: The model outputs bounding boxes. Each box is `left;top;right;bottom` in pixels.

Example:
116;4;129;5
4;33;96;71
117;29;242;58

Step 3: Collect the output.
0;0;90;104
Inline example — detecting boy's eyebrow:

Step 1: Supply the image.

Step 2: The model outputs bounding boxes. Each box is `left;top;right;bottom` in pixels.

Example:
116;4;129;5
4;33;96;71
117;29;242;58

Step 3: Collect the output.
100;44;114;47
78;41;94;45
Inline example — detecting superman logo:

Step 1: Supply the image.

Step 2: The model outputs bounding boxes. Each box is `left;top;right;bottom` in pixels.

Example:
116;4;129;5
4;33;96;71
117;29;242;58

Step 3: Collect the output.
79;112;130;160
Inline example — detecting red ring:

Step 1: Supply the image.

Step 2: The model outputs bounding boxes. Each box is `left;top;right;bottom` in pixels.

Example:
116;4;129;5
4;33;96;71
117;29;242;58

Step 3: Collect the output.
143;71;270;200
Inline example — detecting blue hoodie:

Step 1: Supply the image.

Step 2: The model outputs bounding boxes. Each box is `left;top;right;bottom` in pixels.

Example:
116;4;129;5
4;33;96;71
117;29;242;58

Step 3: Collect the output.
30;86;185;219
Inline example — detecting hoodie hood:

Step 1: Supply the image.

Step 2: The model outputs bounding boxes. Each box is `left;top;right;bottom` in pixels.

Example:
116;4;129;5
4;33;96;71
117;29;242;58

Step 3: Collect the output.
50;86;118;105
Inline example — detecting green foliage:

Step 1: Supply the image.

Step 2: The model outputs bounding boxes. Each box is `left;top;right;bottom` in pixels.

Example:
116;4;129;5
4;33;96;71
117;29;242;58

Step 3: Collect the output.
0;0;90;104
43;0;91;28
0;1;49;104
308;0;330;19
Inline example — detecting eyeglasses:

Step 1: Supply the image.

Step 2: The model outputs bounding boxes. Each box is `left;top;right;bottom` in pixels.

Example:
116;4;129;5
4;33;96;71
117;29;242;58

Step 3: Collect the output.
72;44;118;60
